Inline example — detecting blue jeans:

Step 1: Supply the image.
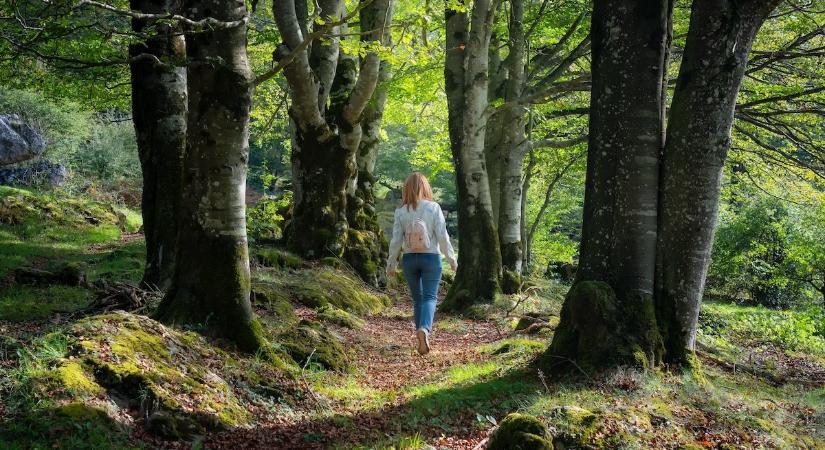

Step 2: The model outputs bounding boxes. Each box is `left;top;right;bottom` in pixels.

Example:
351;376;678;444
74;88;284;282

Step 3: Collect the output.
401;253;442;333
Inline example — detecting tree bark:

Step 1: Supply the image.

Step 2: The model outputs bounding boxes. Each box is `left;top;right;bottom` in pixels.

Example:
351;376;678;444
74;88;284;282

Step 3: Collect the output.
656;0;780;364
154;0;265;352
275;0;393;283
496;0;527;293
441;0;503;311
129;0;186;291
545;0;670;372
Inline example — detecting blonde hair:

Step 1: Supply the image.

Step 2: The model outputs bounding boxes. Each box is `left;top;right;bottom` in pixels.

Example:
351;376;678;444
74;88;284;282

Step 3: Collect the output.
401;172;434;211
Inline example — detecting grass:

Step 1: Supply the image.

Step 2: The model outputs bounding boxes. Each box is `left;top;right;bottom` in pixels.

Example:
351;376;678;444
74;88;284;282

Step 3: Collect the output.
0;285;93;321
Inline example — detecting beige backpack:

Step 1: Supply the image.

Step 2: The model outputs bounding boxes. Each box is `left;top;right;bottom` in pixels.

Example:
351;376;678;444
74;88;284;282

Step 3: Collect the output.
404;207;431;252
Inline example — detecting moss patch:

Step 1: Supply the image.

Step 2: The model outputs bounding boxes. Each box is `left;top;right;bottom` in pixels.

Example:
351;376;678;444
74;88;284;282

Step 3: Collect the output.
278;319;351;372
254;247;304;269
0;285;93;322
254;266;390;316
68;312;251;435
488;413;552;450
317;304;366;330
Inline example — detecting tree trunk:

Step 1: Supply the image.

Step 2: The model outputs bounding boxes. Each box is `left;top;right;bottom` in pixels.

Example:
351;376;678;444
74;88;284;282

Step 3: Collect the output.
496;0;527;293
129;0;186;291
441;1;503;312
155;0;265;352
345;58;391;285
275;0;392;278
545;0;670;372
655;0;779;364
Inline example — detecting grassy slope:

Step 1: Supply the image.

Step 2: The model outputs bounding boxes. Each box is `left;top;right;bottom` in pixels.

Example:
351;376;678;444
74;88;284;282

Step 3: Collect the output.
0;188;823;449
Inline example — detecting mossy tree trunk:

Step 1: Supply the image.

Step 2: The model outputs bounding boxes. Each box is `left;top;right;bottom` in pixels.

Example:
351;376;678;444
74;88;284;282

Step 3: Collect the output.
273;0;393;283
546;0;671;372
655;0;780;364
154;0;265;353
129;0;186;291
345;58;392;285
441;1;503;311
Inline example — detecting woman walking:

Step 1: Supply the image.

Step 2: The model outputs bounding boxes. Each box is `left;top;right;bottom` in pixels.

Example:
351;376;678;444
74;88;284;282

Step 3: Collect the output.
387;172;457;355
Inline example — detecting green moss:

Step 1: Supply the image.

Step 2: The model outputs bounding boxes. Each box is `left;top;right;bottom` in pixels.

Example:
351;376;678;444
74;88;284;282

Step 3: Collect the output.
488;413;552;450
254;266;390;316
278;319;351;372
542;281;663;374
53;361;104;396
0;405;132;450
0;285;93;322
317;304;366;330
548;405;600;446
486;338;547;356
502;270;522;295
254;247;304;269
343;229;386;284
70;312;251;431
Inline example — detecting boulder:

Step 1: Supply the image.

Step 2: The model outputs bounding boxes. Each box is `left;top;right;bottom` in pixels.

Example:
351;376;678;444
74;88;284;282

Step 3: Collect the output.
0;160;67;187
0;114;46;166
488;413;553;450
545;261;577;283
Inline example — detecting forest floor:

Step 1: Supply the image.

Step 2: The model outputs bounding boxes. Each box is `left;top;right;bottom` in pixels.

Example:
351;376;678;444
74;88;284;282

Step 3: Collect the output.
1;186;824;449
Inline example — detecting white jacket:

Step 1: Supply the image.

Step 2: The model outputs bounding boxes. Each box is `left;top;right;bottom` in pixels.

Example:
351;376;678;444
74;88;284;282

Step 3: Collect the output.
387;200;457;271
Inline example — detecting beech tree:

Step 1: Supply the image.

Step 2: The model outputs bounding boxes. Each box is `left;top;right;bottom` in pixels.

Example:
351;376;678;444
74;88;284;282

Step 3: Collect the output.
440;0;503;311
128;0;187;290
655;0;782;363
546;0;784;371
272;0;393;284
154;0;266;352
485;5;589;292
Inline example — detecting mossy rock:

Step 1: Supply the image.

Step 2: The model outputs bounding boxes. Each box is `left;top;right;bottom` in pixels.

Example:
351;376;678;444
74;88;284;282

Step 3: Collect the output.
515;315;560;334
254;247;304;269
278;319;351;372
255;266;390;316
65;311;251;437
548;406;600;448
317;304;366;330
488;413;553;450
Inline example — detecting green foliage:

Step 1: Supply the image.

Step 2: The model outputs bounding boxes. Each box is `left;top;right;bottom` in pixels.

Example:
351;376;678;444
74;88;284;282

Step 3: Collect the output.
699;302;825;355
0;89;139;189
247;192;291;243
709;192;824;308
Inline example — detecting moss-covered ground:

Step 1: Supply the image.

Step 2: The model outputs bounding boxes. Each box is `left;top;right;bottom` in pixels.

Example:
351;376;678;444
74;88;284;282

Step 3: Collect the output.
1;188;823;449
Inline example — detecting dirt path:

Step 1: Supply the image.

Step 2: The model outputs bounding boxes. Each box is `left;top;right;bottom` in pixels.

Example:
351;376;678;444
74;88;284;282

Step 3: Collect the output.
204;296;514;450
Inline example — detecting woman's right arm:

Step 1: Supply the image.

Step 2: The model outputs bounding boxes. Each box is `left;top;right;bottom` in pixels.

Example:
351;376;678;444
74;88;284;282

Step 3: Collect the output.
387;208;403;272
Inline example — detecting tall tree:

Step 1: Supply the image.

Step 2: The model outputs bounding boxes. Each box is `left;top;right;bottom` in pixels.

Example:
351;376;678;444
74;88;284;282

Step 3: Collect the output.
154;0;265;352
273;0;393;283
129;0;187;291
656;0;781;363
485;4;589;292
441;0;503;311
544;0;671;370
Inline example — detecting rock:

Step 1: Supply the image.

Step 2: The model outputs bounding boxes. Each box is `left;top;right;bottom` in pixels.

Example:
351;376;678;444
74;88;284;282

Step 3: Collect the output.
515;314;560;334
278;319;351;372
0;114;46;166
0;160;67;187
488;413;553;450
545;261;577;283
